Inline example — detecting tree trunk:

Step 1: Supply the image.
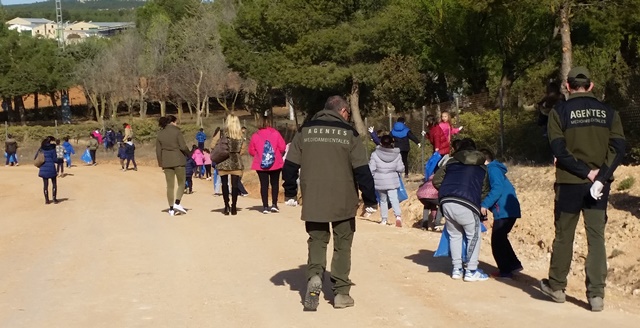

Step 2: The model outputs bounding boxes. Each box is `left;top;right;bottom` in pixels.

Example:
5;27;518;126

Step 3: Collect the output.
231;91;239;112
287;95;295;120
160;100;166;117
187;101;194;118
138;90;147;119
349;78;366;136
14;96;26;126
498;61;515;107
34;92;39;110
215;96;229;112
110;98;118;120
178;102;184;121
48;92;58;108
560;1;572;96
100;95;107;124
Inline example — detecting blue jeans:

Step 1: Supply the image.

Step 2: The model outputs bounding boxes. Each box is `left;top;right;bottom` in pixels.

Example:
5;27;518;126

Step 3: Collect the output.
378;189;401;220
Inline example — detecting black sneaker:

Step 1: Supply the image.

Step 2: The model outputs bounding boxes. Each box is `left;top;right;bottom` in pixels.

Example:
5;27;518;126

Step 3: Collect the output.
262;207;270;214
270;205;280;213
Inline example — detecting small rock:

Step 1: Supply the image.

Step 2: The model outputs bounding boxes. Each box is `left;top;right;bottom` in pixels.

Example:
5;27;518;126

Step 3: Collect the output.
633;289;640;296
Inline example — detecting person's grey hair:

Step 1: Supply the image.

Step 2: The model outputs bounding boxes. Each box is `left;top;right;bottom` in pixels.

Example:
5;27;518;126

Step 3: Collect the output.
324;96;349;112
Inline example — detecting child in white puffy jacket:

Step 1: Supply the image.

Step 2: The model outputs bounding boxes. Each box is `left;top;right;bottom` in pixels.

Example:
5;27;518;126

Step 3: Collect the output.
369;135;405;227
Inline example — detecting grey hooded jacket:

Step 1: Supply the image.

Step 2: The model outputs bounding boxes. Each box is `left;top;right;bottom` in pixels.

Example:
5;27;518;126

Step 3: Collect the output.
369;146;405;191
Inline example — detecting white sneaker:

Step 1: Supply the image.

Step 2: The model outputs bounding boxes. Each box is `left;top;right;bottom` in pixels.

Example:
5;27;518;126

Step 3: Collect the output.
379;220;387;225
464;269;489;282
451;268;463;280
169;210;175;217
173;204;187;214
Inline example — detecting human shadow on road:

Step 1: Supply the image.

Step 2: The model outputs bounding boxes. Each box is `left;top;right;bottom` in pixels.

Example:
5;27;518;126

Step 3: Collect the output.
405;249;590;310
52;198;69;204
270;265;334;309
609;193;640;219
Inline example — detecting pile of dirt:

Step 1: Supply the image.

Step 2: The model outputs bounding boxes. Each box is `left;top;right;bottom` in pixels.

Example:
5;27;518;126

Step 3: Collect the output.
393;165;640;296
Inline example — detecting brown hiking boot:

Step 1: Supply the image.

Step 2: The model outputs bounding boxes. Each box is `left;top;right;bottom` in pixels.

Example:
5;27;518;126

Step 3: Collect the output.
334;294;354;309
540;279;566;303
304;275;322;311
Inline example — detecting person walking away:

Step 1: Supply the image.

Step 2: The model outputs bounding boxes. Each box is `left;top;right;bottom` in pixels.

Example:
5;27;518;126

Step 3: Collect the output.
192;146;205;179
5;134;18;166
116;130;124;145
203;149;213;180
55;139;65;177
123;123;133;141
62;137;75;168
390;117;420;178
156;115;191;216
196;128;207;151
92;129;103;146
369;135;405;227
248;117;286;214
433;138;490;282
423;115;450;156
437;111;463;146
283;96;377;310
87;133;99;165
540;67;626;312
185;151;197;194
216;114;245;216
37;136;59;204
125;138;138;171
479;148;523;278
117;142;127;170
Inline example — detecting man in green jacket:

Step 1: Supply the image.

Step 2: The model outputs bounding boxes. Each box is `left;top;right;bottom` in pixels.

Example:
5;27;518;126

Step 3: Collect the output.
87;134;99;165
540;67;626;312
283;96;377;311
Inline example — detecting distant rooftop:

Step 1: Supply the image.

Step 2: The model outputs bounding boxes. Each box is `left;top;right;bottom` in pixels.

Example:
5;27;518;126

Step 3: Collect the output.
6;17;55;26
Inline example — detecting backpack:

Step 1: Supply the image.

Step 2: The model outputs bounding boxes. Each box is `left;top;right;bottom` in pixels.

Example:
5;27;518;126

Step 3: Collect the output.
210;134;230;164
260;139;276;169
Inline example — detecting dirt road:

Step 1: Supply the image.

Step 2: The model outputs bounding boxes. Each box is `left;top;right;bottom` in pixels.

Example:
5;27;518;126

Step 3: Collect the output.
0;164;638;328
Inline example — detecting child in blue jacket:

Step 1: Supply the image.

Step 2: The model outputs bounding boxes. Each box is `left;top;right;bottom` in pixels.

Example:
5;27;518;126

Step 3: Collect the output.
117;143;127;170
62;137;75;168
480;149;523;278
185;151;197;194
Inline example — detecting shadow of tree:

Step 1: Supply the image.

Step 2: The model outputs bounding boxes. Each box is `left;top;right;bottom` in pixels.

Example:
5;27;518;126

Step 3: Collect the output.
405;249;590;310
609;193;640;219
270;265;334;310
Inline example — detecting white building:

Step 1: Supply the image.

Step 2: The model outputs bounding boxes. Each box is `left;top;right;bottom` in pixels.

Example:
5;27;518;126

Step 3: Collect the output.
5;17;55;35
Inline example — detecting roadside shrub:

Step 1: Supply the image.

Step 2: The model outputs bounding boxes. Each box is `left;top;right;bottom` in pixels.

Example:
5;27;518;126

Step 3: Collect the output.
617;177;636;191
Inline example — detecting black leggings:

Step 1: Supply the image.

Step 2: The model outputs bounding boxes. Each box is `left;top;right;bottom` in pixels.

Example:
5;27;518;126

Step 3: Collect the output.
257;170;281;207
43;177;57;202
400;150;409;176
89;150;97;164
126;157;137;169
205;164;212;178
221;174;240;207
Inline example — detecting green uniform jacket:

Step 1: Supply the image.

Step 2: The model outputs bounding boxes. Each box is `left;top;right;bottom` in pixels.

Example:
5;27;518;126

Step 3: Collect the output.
282;110;377;223
547;92;626;184
88;138;99;151
155;124;190;168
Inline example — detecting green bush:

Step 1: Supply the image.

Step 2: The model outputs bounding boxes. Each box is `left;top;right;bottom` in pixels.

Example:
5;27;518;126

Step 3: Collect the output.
617;177;636;191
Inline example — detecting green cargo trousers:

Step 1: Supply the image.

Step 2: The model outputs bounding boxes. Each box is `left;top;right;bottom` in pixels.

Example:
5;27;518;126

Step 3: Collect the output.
548;183;610;299
305;218;355;295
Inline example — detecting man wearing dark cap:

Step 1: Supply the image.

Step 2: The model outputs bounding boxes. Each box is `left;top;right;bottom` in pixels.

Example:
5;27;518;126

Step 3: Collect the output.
283;95;377;311
540;67;626;312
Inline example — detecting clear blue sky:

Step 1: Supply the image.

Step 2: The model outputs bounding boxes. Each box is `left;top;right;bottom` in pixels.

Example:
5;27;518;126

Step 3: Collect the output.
1;0;45;5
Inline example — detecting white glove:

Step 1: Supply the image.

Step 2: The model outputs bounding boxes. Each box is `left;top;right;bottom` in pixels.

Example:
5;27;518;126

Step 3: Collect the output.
417;143;422;148
459;126;464;131
365;207;377;213
285;198;298;207
421;130;427;136
590;181;604;200
368;126;374;133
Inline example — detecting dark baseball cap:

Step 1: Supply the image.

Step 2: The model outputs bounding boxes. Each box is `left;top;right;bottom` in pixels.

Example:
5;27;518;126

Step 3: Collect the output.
568;66;590;81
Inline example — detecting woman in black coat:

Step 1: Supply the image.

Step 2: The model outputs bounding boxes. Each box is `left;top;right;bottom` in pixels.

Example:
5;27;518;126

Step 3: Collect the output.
37;136;59;204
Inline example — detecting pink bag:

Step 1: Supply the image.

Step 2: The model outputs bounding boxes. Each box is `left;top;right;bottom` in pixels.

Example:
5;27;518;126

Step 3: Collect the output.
417;175;438;200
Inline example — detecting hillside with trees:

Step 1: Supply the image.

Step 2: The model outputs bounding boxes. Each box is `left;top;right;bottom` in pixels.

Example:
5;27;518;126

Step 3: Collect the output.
1;0;639;161
3;0;146;22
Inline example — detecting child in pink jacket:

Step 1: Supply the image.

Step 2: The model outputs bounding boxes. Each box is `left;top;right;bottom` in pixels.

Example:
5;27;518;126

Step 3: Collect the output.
203;149;213;180
248;120;286;214
438;111;463;143
191;146;205;179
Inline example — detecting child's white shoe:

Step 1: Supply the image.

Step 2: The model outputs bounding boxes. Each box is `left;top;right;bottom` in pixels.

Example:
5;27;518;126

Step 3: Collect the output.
168;210;175;217
379;219;387;225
